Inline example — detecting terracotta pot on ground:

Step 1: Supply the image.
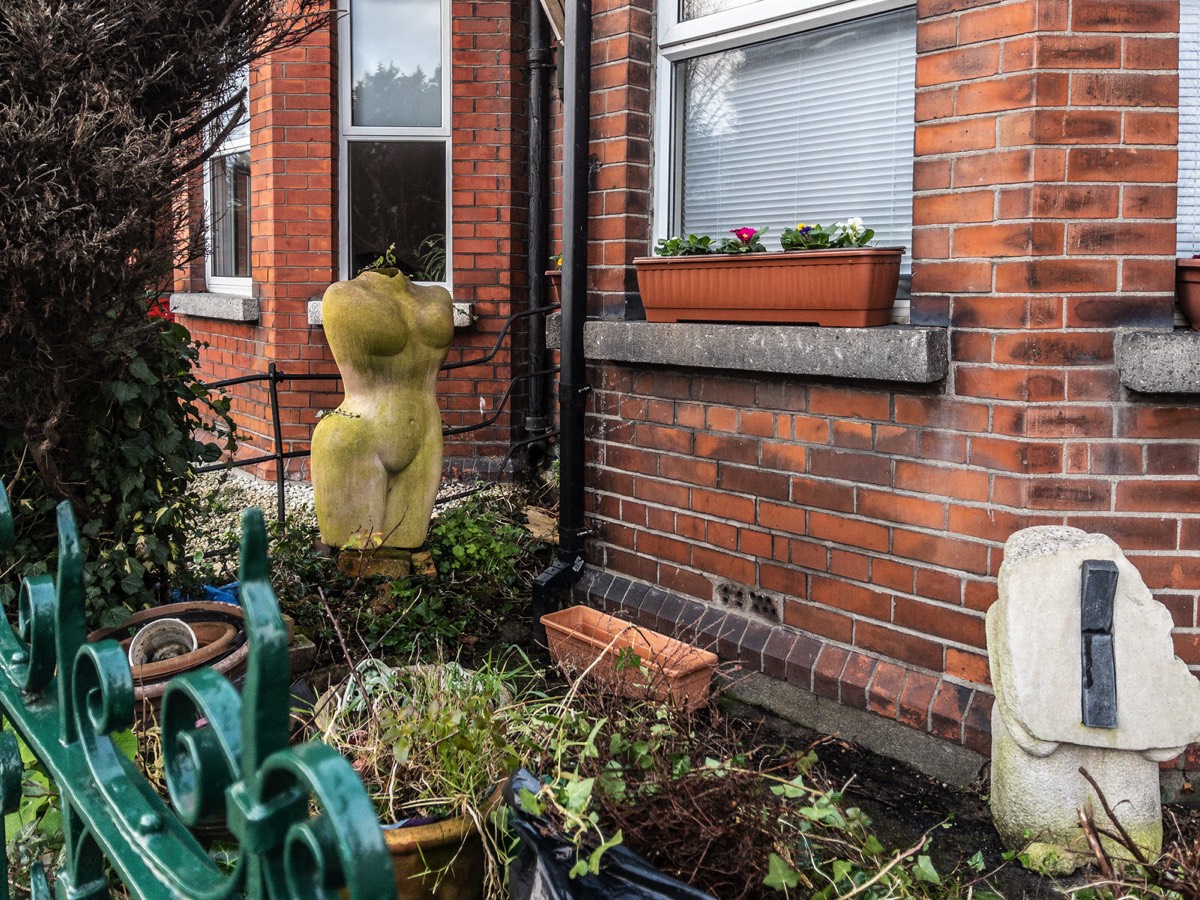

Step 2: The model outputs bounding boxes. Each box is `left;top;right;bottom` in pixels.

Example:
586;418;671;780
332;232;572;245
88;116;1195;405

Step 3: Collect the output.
545;269;561;305
1177;258;1200;329
540;605;718;711
89;601;250;684
633;247;904;327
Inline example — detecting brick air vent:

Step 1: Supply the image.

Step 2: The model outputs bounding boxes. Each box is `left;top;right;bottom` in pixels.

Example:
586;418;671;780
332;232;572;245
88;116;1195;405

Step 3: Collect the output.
716;582;781;623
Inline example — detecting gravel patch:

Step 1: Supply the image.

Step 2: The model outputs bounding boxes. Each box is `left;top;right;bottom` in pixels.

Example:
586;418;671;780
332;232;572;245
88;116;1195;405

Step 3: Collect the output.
187;470;508;560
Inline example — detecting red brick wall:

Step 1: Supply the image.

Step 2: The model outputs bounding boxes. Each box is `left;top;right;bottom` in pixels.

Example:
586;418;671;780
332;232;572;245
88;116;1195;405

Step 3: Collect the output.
543;0;654;317
175;1;535;477
577;0;1200;760
175;21;341;479
445;0;531;465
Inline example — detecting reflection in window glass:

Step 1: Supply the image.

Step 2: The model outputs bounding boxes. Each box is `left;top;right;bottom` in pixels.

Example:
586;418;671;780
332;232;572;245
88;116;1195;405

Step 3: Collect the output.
681;0;757;23
680;10;915;253
209;151;251;279
351;0;442;127
349;141;446;279
211;67;251;148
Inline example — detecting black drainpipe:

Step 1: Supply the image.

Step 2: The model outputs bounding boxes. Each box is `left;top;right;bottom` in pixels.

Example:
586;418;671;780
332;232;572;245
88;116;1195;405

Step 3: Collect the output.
524;1;551;449
532;0;591;636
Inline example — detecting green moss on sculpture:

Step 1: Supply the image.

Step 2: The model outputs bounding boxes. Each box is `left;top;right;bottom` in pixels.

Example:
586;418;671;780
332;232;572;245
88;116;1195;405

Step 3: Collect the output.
312;270;453;550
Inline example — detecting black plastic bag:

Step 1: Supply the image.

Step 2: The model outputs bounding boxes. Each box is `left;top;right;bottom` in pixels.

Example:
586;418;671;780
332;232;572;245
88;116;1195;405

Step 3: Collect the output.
505;769;716;900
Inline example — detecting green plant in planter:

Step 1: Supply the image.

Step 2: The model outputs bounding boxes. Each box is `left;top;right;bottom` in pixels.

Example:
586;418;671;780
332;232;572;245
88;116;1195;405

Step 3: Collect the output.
314;655;535;897
653;233;717;256
316;658;526;820
780;217;876;251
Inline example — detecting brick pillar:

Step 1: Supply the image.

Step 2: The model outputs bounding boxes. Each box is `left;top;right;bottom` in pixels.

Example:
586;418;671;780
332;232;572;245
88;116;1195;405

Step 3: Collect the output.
247;21;341;476
908;0;1200;739
912;0;1178;509
445;0;531;465
588;0;654;317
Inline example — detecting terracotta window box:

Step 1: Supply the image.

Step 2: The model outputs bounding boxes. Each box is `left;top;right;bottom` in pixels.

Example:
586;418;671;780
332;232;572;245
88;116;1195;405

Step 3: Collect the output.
633;247;903;327
1177;258;1200;330
541;606;718;711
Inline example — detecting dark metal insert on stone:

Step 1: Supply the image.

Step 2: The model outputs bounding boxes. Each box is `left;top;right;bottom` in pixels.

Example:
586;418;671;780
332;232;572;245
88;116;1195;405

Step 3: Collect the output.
1080;559;1118;729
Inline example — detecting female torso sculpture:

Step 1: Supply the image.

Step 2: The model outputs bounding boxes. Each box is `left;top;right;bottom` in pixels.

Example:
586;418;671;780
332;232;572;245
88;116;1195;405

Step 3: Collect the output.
311;269;454;549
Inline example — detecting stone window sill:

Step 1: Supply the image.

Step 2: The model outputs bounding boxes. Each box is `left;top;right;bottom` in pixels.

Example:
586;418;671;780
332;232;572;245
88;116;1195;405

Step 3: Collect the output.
169;293;258;322
1115;331;1200;394
549;316;948;384
307;299;475;328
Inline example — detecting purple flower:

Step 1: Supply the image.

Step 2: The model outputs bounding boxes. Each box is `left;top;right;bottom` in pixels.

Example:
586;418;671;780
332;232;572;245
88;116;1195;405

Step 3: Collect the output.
730;227;757;243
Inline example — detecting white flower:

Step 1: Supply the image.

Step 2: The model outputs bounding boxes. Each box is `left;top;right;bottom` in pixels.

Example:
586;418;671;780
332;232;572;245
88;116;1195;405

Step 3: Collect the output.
834;216;865;238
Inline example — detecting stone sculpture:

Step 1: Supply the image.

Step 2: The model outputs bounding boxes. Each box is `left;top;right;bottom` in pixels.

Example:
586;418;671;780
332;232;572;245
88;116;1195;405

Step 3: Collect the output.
311;269;454;550
988;526;1200;873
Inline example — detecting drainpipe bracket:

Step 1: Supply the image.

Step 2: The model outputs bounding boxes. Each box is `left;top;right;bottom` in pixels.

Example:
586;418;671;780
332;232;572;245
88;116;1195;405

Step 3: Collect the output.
532;554;588;642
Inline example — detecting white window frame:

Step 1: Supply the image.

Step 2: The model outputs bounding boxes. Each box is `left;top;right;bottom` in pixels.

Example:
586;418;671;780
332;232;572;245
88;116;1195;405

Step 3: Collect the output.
652;0;913;242
204;69;253;297
338;0;454;289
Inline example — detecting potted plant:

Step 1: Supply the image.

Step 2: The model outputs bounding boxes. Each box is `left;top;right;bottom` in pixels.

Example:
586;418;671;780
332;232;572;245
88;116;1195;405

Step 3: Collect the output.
546;254;562;304
633;219;903;327
1177;255;1200;329
313;658;525;900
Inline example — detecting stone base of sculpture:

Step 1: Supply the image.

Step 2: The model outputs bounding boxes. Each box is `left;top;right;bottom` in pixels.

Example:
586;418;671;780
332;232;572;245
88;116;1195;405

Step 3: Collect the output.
990;708;1163;874
335;546;437;579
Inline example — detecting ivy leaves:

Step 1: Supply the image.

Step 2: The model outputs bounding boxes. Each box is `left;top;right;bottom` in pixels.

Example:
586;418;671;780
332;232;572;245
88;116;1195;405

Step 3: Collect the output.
1;322;235;624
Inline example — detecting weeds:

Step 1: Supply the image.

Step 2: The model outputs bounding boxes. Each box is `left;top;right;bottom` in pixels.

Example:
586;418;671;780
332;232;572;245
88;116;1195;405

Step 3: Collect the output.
272;490;549;665
1073;768;1200;900
513;681;996;899
311;652;540;897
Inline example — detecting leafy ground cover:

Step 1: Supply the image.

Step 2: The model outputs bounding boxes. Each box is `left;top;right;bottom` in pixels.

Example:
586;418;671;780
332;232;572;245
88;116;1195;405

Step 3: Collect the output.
187;471;547;666
179;473;1200;899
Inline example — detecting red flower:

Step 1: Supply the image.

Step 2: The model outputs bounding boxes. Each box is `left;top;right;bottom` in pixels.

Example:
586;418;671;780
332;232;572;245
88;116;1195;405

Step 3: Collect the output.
147;295;175;321
730;227;757;243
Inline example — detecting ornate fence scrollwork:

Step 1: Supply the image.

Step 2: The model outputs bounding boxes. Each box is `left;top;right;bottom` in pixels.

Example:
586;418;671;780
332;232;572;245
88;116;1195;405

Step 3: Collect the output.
0;481;397;899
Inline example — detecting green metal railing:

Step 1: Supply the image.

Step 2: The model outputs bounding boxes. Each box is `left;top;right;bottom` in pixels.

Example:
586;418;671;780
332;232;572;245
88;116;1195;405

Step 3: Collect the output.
0;482;397;899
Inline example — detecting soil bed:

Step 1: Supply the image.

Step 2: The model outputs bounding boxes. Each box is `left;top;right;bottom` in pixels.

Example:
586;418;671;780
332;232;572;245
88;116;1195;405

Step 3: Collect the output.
725;699;1200;899
728;701;1064;897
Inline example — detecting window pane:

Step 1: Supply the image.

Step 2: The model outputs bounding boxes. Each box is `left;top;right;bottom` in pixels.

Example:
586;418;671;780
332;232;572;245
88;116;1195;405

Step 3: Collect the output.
682;0;757;23
209;151;251;279
351;0;442;127
1181;0;1200;254
211;67;250;149
348;141;446;278
679;9;916;255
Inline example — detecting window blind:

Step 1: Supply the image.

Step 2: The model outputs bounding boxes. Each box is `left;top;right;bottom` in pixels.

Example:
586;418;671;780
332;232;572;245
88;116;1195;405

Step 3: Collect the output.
1180;0;1200;256
679;8;915;319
